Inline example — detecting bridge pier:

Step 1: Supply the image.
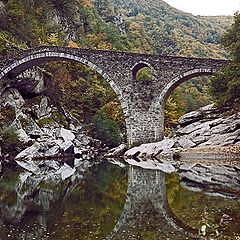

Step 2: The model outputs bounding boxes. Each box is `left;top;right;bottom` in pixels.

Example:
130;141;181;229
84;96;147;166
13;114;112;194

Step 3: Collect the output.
126;106;165;146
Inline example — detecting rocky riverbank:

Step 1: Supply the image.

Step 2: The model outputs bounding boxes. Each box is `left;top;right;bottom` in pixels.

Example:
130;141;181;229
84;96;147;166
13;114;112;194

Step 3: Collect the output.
124;104;240;161
0;69;107;175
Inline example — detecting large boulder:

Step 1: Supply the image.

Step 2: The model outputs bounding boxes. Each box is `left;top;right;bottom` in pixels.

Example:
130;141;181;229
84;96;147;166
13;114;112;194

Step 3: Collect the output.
0;88;25;115
124;138;175;160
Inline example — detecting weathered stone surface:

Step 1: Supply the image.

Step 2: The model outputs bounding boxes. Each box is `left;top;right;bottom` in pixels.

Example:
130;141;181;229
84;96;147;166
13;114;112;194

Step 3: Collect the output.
0;88;25;115
36;97;51;118
57;163;76;180
177;121;210;135
125;158;175;173
124;107;240;162
178;138;196;148
178;110;202;126
124;138;175;159
15;160;41;174
199;129;240;147
15;68;44;97
178;163;240;198
15;142;42;160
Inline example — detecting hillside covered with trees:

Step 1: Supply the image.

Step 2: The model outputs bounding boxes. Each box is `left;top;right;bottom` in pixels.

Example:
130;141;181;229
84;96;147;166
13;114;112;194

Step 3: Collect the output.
0;0;237;147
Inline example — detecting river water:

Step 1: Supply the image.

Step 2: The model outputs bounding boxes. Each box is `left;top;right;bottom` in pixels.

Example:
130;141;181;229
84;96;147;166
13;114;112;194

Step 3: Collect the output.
0;159;240;240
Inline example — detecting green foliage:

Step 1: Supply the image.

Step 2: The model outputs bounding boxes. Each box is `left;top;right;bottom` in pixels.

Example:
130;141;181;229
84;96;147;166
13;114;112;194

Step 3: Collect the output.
0;0;235;143
18;115;31;128
0;106;15;127
0;126;22;154
38;117;55;128
136;67;152;81
91;110;122;147
165;77;213;132
211;12;240;110
0;126;19;143
166;172;240;239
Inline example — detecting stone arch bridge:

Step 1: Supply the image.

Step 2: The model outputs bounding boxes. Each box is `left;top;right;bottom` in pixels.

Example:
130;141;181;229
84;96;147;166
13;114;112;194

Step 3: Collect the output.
0;47;228;146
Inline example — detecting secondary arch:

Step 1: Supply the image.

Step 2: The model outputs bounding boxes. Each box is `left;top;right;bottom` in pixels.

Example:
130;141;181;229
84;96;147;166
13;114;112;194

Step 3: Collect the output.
157;68;215;106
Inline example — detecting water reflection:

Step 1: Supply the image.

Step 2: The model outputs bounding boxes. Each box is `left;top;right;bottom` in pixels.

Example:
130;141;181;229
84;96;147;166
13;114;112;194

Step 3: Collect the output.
0;162;128;239
0;160;240;239
107;165;196;240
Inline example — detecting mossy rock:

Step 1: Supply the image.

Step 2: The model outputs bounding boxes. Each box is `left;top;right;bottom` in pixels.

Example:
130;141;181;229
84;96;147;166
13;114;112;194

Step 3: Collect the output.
18;115;32;128
37;117;55;128
0;106;15;127
52;110;68;126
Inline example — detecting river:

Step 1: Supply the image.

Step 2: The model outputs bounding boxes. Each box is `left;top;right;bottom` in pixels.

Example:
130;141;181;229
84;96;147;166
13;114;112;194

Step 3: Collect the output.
0;159;240;239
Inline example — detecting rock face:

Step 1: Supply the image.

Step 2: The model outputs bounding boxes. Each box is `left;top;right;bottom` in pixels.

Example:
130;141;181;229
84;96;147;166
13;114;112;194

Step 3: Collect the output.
0;68;105;168
124;104;240;161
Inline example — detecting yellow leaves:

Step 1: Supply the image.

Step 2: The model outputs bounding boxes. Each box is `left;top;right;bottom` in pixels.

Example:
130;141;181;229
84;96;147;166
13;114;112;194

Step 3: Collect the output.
102;101;125;128
47;33;60;45
85;33;113;50
129;22;142;32
68;40;80;48
79;0;93;8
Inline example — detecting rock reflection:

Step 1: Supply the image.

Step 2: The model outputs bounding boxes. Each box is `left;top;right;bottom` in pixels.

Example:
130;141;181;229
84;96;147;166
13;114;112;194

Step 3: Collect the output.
0;161;127;239
1;160;240;239
108;165;197;240
178;163;240;199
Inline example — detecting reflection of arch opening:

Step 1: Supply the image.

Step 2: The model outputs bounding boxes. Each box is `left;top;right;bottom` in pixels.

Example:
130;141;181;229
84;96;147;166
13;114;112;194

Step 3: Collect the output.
132;62;153;82
107;165;197;239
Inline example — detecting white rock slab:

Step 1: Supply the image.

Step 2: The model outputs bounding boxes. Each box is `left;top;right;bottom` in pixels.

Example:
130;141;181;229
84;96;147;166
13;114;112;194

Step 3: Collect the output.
60;128;75;142
57;163;76;180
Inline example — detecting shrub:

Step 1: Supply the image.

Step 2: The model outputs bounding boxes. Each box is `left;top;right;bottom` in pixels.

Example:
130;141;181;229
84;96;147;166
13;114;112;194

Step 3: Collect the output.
91;110;122;147
0;126;22;155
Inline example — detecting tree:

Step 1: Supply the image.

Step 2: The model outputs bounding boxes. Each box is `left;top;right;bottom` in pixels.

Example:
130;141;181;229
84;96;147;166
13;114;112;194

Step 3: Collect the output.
211;12;240;111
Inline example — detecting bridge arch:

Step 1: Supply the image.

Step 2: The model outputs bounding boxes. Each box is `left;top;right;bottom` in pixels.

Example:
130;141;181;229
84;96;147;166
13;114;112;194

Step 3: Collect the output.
131;61;153;81
0;47;129;126
155;68;215;107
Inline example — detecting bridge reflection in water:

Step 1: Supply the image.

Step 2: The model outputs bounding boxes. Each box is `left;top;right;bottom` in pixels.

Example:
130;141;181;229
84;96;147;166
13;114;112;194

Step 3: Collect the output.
107;165;197;240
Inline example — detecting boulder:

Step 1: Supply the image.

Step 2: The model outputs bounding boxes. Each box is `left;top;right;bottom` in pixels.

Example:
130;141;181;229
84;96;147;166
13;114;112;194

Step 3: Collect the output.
124;138;175;159
36;97;51;118
15;68;44;97
178;110;202;126
177;121;210;135
0;88;25;115
199;129;240;147
57;163;76;180
104;143;127;157
60;127;75;142
58;140;74;154
178;138;196;148
15;142;42;160
178;164;240;198
15;160;41;174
